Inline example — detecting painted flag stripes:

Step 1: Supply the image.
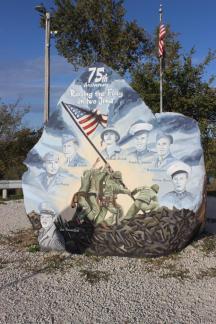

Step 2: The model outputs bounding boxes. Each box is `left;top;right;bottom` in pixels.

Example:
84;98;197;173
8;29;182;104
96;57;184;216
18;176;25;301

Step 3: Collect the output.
158;24;166;57
64;103;108;136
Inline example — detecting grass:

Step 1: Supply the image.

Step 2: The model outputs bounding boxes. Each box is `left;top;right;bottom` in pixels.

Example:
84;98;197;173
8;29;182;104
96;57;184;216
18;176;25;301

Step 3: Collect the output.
27;244;40;253
159;264;190;281
80;269;110;284
141;251;181;269
200;235;216;255
42;254;68;272
0;229;38;250
196;267;216;279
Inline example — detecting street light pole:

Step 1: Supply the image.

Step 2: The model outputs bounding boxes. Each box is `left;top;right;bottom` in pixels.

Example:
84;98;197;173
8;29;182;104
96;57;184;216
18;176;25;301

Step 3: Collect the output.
44;12;50;123
35;5;51;123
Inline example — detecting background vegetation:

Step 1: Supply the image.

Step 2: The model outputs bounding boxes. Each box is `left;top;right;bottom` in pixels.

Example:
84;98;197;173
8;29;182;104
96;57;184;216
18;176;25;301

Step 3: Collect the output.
1;0;215;181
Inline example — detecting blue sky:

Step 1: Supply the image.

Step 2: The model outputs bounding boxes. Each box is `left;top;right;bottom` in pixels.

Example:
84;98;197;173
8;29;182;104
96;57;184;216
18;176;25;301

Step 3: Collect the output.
1;0;216;129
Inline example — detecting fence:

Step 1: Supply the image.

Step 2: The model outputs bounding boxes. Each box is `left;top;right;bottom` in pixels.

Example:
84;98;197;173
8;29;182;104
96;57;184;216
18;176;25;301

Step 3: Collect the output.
0;180;22;199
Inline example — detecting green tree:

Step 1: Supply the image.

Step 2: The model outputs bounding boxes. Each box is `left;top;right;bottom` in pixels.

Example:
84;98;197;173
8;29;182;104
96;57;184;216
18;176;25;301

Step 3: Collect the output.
0;100;42;179
131;27;216;173
39;0;151;74
0;99;29;141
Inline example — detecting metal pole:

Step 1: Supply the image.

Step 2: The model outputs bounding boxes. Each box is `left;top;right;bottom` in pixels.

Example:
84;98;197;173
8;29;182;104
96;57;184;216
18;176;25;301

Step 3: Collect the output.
159;4;163;113
44;12;50;123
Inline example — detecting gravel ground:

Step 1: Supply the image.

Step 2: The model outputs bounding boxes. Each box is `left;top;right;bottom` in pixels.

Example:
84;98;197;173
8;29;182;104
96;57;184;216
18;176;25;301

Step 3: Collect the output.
0;200;216;324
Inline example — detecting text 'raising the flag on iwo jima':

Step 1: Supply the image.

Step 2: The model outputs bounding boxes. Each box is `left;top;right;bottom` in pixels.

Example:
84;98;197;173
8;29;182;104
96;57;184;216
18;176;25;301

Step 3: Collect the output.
69;88;123;105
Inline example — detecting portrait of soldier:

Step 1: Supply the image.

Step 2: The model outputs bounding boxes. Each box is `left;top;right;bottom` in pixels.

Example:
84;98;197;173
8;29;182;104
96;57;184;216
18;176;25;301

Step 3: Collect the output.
152;131;177;169
124;184;159;219
62;134;88;167
160;161;194;210
127;122;154;164
100;127;126;160
38;202;65;251
37;151;71;191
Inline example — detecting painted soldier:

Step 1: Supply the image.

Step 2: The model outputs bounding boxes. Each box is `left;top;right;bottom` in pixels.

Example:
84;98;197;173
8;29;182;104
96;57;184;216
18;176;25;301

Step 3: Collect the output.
124;184;159;219
127;122;154;164
62;134;88;167
95;170;131;225
100;127;126;160
152;131;177;169
73;167;109;221
38;202;65;251
37;152;72;191
160;161;194;210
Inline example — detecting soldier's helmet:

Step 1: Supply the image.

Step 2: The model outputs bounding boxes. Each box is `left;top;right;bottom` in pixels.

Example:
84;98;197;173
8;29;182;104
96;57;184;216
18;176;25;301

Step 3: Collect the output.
112;171;122;180
39;201;56;216
151;184;159;193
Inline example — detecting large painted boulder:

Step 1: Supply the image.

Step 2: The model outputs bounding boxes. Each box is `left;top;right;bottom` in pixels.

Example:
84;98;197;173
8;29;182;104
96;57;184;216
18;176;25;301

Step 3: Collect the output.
22;63;206;257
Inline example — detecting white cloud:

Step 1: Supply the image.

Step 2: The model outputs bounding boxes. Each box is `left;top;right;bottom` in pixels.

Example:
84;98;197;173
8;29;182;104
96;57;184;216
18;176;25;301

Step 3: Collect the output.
0;55;79;110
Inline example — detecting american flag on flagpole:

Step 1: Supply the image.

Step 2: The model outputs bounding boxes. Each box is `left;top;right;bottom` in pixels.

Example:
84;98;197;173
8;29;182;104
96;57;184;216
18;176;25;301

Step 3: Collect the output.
64;103;108;136
158;24;166;57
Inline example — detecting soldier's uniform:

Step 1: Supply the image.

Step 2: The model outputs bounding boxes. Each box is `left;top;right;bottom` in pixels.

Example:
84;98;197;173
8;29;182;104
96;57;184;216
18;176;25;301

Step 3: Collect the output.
95;171;130;225
74;167;110;221
62;134;88;167
38;203;65;251
127;122;154;164
125;184;159;219
100;127;126;160
160;190;194;210
152;132;177;169
160;161;194;210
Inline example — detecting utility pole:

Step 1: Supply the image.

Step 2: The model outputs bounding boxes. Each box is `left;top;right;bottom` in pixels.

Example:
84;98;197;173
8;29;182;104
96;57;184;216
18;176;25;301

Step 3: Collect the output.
159;4;163;113
44;12;51;123
35;5;51;123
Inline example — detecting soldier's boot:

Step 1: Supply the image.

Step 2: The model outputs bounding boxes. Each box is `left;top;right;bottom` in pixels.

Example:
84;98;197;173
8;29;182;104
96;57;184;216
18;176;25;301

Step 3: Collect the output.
124;203;140;220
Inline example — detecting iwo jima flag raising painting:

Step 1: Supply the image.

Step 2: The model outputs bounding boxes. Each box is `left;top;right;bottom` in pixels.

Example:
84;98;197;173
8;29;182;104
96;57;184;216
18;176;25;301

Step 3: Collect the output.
22;62;206;257
64;103;108;136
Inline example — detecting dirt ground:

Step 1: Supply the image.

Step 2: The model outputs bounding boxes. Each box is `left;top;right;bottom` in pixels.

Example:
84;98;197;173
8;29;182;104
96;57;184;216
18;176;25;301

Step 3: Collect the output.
0;200;215;324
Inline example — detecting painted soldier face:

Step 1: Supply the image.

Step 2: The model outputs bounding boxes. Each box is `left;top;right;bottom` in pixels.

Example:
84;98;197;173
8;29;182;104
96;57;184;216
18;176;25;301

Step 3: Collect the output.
103;131;118;146
44;158;59;175
172;172;188;193
63;140;76;158
156;137;171;157
135;132;148;152
40;213;54;229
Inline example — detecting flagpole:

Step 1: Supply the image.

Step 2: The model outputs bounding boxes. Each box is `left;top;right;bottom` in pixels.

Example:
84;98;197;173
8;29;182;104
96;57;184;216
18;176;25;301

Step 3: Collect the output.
159;4;163;113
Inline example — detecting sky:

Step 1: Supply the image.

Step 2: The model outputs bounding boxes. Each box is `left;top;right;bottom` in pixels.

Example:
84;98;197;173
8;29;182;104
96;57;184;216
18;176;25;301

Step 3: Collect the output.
0;0;216;129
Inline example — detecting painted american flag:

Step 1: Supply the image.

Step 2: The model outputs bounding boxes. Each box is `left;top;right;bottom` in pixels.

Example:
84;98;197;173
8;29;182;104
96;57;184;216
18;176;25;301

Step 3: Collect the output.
158;24;166;57
64;103;108;136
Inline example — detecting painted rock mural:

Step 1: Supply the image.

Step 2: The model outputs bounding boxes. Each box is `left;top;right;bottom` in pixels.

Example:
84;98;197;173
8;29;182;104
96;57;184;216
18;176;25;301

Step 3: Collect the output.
22;63;206;257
